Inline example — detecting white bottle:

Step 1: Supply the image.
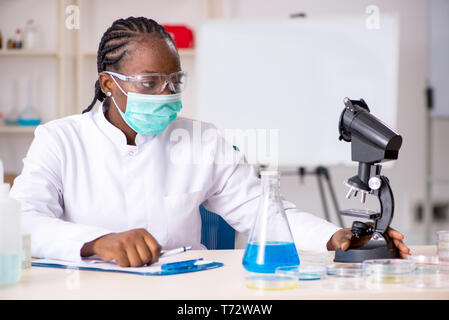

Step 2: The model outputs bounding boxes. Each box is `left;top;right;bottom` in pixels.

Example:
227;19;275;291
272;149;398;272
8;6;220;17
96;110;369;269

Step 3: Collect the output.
23;20;39;50
0;160;22;285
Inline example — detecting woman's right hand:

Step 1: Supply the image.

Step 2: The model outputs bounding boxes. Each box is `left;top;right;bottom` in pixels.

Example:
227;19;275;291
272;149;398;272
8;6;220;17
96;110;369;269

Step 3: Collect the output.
81;228;161;267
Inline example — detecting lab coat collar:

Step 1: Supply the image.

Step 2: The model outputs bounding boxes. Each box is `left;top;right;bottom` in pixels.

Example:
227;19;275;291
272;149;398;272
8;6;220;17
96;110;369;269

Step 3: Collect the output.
94;103;156;147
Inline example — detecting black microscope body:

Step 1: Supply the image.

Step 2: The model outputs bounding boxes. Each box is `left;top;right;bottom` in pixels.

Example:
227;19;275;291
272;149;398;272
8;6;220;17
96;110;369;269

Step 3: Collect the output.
334;98;403;263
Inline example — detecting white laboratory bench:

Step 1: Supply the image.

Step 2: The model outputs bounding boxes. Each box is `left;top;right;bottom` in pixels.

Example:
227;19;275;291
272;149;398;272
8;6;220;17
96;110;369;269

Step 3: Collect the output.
0;246;448;300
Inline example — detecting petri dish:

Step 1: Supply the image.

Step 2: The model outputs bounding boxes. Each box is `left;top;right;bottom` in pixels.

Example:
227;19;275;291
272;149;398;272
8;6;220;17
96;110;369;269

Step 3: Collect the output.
406;255;439;265
437;230;449;241
245;273;298;290
323;263;364;290
363;259;415;288
437;231;449;264
298;250;330;266
406;255;449;289
276;265;326;281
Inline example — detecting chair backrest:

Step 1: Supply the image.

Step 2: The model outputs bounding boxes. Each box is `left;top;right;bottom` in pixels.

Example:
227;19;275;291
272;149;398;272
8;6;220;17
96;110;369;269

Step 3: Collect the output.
200;205;235;249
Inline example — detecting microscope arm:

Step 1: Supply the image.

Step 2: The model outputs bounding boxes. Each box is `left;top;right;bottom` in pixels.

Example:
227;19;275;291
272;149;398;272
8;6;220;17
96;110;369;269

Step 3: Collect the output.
373;176;394;235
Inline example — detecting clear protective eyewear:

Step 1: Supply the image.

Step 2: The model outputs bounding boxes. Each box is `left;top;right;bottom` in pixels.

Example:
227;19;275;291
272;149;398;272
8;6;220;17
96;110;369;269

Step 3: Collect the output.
103;70;187;95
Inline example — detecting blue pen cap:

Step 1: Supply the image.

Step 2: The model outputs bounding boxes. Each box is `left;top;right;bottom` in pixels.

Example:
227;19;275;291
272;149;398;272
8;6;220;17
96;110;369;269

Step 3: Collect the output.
161;258;203;271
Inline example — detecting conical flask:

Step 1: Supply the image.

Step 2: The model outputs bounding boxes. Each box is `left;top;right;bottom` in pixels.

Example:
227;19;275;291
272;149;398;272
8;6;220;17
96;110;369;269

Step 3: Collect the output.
242;171;300;273
18;76;41;126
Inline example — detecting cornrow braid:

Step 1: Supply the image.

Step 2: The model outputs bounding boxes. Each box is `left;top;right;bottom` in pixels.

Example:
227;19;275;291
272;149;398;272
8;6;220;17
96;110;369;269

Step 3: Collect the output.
82;17;177;113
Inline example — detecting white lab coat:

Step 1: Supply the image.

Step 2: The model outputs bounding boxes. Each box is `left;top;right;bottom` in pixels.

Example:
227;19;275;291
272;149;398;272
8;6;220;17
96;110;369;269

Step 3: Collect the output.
10;105;341;262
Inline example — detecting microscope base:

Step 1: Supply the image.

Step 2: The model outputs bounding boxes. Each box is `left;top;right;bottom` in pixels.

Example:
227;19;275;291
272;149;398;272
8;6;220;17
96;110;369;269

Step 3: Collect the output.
334;238;399;263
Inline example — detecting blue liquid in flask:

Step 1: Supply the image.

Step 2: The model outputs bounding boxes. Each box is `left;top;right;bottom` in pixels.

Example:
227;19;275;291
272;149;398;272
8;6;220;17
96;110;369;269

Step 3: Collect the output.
242;241;300;273
18;118;41;126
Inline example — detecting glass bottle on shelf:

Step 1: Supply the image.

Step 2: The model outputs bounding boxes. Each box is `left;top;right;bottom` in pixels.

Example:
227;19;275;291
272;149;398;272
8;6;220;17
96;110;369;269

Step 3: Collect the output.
23;20;39;50
7;38;15;49
242;171;300;273
13;29;22;49
18;77;41;126
5;80;19;125
4;109;19;125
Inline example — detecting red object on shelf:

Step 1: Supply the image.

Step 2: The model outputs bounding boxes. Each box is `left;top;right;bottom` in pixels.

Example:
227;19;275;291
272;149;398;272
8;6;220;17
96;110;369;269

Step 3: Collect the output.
162;25;194;49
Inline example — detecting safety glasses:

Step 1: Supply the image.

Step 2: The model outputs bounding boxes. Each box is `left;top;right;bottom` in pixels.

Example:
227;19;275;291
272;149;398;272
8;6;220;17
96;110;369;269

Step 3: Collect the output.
103;70;187;94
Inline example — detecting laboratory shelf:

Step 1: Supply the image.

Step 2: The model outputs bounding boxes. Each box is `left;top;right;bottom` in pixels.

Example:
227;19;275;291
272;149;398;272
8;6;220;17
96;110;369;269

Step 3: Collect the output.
0;125;37;134
0;49;60;57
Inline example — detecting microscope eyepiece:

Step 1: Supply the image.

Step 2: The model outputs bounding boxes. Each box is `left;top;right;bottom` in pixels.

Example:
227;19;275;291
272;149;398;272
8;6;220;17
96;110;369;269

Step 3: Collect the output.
338;98;402;164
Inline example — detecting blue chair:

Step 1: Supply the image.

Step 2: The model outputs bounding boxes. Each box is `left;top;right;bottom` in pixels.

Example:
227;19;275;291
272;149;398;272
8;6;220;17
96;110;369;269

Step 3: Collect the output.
200;205;235;249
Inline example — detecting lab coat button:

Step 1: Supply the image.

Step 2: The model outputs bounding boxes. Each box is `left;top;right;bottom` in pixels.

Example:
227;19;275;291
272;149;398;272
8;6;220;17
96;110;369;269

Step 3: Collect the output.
128;151;135;156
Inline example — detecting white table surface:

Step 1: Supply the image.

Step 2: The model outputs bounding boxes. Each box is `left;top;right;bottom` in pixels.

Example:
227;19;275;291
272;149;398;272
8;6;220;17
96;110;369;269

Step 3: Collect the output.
1;246;448;300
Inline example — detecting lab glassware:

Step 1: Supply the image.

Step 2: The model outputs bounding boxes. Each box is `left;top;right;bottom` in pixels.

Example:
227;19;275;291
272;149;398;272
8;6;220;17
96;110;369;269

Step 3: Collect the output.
0;160;22;286
298;250;330;266
405;255;449;289
323;263;365;290
23;20;39;50
275;250;329;281
18;77;41;126
242;171;299;274
362;259;415;289
18;106;41;126
246;273;298;290
276;265;326;281
5;80;19;125
437;230;449;264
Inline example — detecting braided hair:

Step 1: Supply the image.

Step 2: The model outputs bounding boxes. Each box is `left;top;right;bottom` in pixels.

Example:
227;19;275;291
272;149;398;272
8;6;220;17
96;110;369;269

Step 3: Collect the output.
82;17;177;113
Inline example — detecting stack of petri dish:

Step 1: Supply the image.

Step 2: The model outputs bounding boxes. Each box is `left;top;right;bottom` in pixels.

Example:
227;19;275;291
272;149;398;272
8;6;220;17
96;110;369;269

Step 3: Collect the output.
362;259;415;289
406;255;449;289
437;230;449;265
323;263;365;290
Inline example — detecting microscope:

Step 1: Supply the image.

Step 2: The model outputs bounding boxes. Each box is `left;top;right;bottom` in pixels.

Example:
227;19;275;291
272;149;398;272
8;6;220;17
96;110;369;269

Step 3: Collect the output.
334;98;403;263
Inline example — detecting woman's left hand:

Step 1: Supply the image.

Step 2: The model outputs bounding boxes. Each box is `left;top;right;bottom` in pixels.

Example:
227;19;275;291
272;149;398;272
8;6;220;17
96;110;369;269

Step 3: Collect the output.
327;225;411;258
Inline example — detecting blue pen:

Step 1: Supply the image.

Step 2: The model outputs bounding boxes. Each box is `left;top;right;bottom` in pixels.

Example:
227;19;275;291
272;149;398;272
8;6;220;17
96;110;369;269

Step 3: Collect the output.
161;258;203;271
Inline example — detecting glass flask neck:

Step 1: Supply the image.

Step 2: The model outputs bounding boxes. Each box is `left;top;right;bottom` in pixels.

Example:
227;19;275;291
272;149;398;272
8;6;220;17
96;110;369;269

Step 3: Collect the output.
261;172;281;199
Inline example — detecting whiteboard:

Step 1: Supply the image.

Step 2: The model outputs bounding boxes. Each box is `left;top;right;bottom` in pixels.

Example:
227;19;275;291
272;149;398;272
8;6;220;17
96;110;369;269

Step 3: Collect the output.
194;16;399;166
429;0;449;118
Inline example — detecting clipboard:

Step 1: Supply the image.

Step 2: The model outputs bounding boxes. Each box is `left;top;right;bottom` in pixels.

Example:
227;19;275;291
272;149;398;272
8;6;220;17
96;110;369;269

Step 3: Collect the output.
31;257;224;276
